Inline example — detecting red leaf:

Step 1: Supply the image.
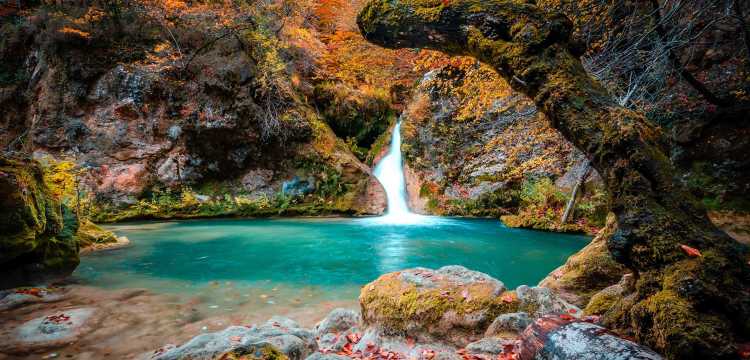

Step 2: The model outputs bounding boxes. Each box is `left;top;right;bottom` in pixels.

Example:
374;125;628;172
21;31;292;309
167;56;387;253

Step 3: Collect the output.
679;244;702;257
16;288;44;298
501;293;515;303
559;314;574;321
567;308;577;314
582;315;601;323
422;349;436;360
347;333;362;344
738;343;750;359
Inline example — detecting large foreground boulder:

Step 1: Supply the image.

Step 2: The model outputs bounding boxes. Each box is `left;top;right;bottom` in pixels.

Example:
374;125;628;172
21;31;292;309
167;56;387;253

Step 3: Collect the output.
0;156;80;289
359;266;579;346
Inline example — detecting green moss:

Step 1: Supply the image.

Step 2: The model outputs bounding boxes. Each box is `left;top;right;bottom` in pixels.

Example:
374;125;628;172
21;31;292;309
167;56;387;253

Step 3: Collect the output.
314;82;394;163
218;343;288;360
360;272;520;338
584;288;620;315
76;219;117;247
0;156;80;286
630;290;732;359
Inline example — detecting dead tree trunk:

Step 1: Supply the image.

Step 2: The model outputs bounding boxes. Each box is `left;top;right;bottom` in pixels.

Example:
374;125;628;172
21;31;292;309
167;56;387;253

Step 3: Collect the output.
561;162;590;225
357;1;750;359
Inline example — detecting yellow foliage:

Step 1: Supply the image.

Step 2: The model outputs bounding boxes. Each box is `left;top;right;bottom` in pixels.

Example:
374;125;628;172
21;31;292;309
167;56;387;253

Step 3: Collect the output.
58;26;91;39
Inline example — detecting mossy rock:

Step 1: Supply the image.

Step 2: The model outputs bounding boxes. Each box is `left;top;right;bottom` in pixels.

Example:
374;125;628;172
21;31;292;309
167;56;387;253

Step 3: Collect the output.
218;343;289;360
75;219;117;247
539;216;626;306
359;266;521;345
0;156;80;288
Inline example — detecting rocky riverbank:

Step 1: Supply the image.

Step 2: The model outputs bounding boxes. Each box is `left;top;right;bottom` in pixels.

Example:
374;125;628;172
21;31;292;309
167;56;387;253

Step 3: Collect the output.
0;266;662;359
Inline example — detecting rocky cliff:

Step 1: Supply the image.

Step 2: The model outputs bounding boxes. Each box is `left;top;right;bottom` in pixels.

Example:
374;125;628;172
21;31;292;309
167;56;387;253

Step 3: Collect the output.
400;61;606;234
0;2;386;220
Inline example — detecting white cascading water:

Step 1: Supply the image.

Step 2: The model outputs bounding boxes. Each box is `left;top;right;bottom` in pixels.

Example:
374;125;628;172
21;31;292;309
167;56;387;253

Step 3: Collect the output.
373;121;424;224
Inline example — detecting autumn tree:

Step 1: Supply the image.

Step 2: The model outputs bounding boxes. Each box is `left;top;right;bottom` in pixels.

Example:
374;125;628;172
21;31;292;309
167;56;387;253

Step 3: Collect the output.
357;1;749;359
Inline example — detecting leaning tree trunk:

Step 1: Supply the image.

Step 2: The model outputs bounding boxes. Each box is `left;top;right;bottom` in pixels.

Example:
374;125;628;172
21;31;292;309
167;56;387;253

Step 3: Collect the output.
357;1;750;359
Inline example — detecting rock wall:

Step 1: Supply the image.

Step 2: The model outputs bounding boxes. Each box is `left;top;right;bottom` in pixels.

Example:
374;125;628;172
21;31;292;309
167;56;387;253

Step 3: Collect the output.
0;157;79;288
0;5;386;220
399;63;605;233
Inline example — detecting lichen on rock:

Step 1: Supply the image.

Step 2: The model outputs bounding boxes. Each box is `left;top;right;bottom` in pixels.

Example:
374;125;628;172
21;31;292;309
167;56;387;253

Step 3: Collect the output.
0;156;80;289
359;266;580;346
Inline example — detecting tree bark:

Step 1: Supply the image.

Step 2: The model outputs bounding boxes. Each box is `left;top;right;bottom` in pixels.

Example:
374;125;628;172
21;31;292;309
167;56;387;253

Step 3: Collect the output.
357;1;750;359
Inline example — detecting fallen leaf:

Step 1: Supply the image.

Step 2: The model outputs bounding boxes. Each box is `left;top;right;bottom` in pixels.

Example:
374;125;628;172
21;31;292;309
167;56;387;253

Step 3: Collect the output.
567;308;577;314
738;343;750;359
347;333;362;344
501;293;515;303
230;336;242;342
341;342;354;355
16;288;43;298
582;315;601;323
679;244;702;257
559;314;574;321
406;337;415;348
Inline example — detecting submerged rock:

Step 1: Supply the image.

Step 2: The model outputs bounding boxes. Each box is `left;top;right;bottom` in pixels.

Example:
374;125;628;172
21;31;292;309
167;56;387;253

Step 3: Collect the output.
0;287;66;312
150;317;317;360
0;308;97;353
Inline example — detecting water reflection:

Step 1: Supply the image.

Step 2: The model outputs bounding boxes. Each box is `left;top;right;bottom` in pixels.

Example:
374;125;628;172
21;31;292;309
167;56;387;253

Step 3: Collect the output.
375;230;410;273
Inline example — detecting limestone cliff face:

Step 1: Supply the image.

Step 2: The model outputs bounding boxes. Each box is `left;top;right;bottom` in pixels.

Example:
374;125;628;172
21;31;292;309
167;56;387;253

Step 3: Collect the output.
0;7;386;219
399;64;603;230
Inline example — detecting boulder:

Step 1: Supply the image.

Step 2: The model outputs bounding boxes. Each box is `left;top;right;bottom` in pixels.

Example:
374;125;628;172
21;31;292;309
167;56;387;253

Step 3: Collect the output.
304;353;349;360
518;315;663;360
466;337;521;356
484;312;531;337
359;266;519;345
314;309;362;353
215;343;288;360
515;286;581;319
0;156;80;289
151;317;317;360
360;266;588;347
75;219;117;247
314;308;361;336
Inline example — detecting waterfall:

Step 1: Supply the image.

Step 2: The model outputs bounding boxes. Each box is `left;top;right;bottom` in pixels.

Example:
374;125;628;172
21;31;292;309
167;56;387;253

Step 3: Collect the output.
373;121;423;223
